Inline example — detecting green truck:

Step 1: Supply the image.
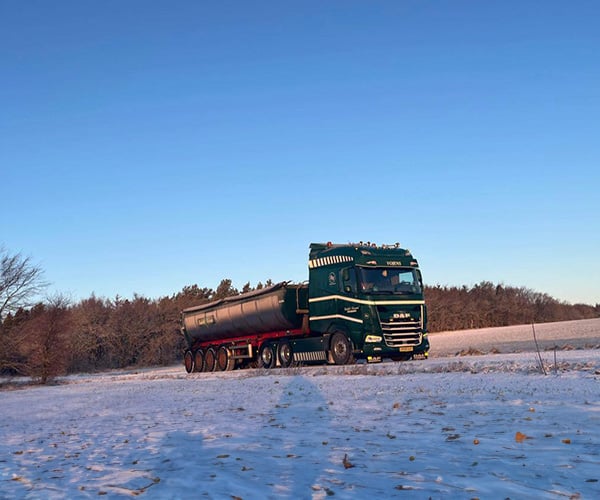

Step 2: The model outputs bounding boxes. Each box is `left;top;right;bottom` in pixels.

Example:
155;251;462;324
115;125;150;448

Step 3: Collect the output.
181;242;429;372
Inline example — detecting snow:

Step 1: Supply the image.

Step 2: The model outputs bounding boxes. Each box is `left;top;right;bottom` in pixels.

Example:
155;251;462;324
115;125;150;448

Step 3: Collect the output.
1;349;599;499
428;318;600;357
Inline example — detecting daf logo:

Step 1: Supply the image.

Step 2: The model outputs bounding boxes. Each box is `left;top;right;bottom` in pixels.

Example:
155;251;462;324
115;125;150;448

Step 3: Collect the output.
393;312;411;319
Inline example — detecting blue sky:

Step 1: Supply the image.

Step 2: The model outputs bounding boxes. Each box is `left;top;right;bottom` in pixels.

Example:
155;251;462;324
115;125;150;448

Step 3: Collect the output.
1;1;599;305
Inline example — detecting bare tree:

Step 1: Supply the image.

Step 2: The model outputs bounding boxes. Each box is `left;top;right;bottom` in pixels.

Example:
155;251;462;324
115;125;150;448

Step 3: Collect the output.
1;247;48;320
22;294;72;384
68;295;111;372
105;295;161;368
1;248;48;374
0;307;30;375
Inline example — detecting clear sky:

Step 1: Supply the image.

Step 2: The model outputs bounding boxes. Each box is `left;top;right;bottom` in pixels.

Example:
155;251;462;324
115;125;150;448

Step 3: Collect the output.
1;1;599;305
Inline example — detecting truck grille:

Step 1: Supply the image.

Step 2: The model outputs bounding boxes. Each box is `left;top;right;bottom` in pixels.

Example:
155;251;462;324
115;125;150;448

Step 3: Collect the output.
377;306;423;347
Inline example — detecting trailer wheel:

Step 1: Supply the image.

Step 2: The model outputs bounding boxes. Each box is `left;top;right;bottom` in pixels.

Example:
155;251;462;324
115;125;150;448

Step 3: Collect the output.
258;343;275;369
204;347;217;372
278;341;293;368
216;346;234;371
184;350;194;373
193;349;205;372
330;332;352;365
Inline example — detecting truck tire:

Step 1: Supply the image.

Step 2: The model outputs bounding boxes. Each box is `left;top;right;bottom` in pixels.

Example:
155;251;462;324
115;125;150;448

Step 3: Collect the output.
216;346;234;371
193;349;205;372
184;350;194;373
258;343;275;369
330;332;352;365
278;341;293;368
204;347;217;372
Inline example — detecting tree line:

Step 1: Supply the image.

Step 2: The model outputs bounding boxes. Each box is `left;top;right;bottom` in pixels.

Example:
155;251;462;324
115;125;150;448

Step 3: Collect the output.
1;247;598;382
425;281;598;332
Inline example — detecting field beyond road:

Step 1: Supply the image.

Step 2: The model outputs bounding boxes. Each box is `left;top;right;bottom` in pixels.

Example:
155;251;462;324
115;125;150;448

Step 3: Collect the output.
429;317;600;357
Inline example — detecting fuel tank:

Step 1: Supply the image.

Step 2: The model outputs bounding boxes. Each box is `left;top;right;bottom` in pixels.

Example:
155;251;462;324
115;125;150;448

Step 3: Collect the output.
182;282;308;344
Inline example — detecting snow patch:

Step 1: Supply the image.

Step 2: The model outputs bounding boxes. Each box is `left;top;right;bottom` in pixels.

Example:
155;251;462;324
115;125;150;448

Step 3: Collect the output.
2;350;600;498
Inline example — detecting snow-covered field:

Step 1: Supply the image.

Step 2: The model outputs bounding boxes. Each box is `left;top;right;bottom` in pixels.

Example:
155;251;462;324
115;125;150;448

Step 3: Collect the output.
429;317;600;357
2;346;600;499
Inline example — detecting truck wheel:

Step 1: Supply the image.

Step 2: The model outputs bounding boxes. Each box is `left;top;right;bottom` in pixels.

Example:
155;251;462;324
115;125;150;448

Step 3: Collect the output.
258;343;275;369
216;346;234;371
184;350;194;373
204;347;217;372
193;349;205;372
278;341;293;368
330;332;352;365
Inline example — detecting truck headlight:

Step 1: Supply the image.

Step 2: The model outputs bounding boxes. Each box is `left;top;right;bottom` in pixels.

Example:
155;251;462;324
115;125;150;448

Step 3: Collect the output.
365;335;383;343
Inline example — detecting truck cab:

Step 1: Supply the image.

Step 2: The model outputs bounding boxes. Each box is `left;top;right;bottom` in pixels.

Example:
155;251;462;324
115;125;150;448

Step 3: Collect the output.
307;242;429;362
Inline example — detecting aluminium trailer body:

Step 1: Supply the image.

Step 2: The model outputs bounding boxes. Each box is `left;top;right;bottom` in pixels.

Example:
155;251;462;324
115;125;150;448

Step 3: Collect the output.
181;282;309;372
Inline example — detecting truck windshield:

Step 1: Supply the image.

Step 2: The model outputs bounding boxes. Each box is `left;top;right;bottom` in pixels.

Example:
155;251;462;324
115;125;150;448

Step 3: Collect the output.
357;267;422;295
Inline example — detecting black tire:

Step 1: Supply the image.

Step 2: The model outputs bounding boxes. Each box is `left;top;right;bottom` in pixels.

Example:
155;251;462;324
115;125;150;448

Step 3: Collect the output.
329;332;352;365
184;350;194;373
216;346;234;371
258;343;275;369
204;347;217;372
193;349;205;372
278;341;293;368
